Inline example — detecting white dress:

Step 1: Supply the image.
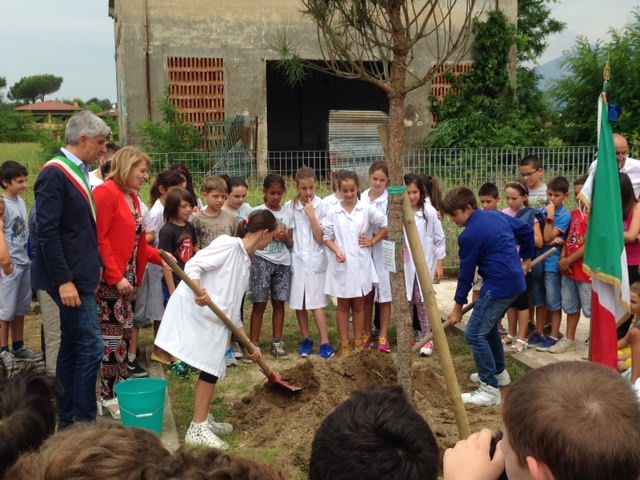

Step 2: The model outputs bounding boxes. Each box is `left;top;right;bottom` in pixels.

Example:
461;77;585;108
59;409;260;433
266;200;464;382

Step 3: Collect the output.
362;188;391;302
286;196;329;310
322;200;387;298
155;236;250;378
403;204;446;301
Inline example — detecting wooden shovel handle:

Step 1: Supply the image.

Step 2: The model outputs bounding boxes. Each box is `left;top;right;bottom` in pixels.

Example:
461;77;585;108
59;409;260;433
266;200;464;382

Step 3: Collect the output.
158;250;273;377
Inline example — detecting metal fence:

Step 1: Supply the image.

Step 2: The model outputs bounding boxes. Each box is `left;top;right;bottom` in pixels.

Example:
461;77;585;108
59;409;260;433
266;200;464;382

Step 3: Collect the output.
147;145;613;273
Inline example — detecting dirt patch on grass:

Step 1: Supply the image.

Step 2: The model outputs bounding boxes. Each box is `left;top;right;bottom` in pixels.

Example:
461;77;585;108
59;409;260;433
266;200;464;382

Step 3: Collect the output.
230;348;502;478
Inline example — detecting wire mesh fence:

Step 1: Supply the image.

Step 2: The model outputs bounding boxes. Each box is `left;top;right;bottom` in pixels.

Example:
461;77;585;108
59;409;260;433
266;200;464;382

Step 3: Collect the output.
23;145;629;272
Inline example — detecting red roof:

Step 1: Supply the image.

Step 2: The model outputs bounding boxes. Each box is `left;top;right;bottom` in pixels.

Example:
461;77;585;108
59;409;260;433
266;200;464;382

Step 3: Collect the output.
98;107;119;118
15;101;79;112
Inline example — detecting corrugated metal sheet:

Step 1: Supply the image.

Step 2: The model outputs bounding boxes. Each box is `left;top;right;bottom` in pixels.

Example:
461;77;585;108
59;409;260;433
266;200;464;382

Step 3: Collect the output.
328;110;388;178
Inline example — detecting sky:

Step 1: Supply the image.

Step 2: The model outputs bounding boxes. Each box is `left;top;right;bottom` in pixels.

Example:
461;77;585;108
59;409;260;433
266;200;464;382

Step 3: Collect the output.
0;0;637;103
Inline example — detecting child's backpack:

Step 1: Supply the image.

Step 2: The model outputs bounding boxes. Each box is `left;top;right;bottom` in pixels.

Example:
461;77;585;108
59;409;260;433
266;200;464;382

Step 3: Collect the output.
516;207;546;279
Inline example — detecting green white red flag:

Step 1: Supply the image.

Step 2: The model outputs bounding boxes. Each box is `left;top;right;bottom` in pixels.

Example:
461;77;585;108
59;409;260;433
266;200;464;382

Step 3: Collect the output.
580;91;630;369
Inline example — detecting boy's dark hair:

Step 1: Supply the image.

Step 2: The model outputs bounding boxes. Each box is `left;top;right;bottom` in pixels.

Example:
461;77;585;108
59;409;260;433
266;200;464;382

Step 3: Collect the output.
0;161;28;189
547;176;569;194
478;182;499;198
574;174;588;187
0;365;62;478
519;154;542;170
163;187;196;223
309;386;439;480
6;422;169;479
146;448;287;480
236;209;277;238
441;187;478;215
503;361;640;480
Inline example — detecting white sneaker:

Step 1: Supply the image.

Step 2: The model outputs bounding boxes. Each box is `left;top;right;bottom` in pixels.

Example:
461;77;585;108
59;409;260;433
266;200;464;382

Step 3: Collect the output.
185;421;229;450
420;341;434;357
461;382;501;406
470;369;511;387
549;338;576;354
207;413;233;435
0;350;15;372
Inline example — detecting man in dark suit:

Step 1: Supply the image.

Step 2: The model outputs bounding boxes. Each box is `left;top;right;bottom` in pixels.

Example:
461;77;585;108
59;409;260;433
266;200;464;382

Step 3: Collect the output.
34;110;110;428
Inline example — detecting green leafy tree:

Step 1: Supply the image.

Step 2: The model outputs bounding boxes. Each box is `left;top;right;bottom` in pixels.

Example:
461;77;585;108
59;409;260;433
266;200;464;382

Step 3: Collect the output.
8;74;63;103
0;76;6;104
137;89;206;152
550;9;640;144
276;0;479;397
428;3;563;148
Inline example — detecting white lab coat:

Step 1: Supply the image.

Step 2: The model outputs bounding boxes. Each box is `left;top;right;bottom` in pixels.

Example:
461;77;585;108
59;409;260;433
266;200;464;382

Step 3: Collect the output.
403;204;446;301
322;200;387;298
287;196;329;309
362;188;391;302
155;236;250;378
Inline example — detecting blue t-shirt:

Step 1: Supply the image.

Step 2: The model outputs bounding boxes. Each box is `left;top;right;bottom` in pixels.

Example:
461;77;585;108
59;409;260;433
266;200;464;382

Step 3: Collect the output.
539;205;571;273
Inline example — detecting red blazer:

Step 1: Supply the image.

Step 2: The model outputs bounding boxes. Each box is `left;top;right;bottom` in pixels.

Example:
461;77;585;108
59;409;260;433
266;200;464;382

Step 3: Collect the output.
93;180;162;286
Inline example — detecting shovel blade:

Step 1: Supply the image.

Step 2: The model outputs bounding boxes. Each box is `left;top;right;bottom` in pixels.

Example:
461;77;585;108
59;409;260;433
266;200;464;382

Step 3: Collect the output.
267;371;303;392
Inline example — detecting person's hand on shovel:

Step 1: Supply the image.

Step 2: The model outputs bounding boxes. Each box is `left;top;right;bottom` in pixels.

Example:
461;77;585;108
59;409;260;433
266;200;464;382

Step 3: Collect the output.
448;303;463;325
245;346;262;363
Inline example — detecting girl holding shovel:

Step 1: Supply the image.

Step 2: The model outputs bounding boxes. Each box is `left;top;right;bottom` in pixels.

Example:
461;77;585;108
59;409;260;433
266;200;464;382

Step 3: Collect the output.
155;209;277;449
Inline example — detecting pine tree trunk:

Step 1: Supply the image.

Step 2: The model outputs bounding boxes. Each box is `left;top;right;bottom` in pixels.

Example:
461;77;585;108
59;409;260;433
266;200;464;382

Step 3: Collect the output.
386;91;413;398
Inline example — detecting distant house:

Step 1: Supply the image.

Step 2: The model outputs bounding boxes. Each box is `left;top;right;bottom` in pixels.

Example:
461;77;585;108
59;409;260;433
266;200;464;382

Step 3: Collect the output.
108;0;516;173
15;100;79;120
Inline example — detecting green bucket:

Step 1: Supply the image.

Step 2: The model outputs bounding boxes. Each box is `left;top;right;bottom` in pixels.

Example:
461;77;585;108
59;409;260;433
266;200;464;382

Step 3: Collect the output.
114;378;168;435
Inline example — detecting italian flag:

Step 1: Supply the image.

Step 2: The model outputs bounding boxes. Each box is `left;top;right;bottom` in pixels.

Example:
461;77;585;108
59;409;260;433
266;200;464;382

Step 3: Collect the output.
581;92;630;369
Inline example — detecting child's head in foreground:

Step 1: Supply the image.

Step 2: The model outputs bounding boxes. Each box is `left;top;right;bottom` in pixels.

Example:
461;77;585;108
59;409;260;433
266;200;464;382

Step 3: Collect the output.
309;386;439;480
500;361;640;480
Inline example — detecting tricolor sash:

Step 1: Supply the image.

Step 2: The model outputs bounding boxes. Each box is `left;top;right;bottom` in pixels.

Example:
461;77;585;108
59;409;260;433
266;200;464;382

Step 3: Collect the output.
41;156;97;222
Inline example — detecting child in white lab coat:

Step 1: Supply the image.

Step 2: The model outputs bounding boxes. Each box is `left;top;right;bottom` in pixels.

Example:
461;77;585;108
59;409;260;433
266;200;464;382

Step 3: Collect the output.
322;170;388;357
155;209;276;450
403;174;446;357
286;167;335;360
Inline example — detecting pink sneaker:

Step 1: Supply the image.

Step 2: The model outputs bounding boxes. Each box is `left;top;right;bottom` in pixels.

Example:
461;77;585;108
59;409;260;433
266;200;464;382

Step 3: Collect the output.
362;334;371;350
420;341;434;357
378;336;391;353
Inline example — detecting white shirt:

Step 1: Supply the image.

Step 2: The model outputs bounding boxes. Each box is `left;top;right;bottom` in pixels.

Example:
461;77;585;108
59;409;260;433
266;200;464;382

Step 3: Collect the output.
403;204;446;301
287;196;327;269
89;170;103;190
586;156;640;199
155;236;250;377
252;204;293;265
322;200;387;298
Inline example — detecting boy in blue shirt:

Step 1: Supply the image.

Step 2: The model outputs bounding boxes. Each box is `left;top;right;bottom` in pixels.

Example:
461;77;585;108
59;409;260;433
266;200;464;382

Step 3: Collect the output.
444;187;534;406
526;176;571;352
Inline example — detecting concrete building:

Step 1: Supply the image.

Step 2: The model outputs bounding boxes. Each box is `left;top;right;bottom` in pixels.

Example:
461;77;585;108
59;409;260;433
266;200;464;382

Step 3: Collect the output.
108;0;516;173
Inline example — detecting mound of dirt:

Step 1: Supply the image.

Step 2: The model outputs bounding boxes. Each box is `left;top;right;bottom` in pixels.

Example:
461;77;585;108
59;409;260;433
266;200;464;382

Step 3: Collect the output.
231;350;501;474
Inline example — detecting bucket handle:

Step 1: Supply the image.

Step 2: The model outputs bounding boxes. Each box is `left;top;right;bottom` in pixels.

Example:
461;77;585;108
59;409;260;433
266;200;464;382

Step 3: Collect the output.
120;403;164;419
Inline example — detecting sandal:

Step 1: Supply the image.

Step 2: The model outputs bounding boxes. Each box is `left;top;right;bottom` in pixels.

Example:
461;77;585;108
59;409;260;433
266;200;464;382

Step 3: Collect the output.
510;339;528;354
97;397;121;420
501;334;516;347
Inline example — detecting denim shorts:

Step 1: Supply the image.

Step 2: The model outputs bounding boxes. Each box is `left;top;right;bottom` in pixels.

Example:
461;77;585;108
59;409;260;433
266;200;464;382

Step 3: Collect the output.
250;255;291;303
532;271;562;311
561;276;591;317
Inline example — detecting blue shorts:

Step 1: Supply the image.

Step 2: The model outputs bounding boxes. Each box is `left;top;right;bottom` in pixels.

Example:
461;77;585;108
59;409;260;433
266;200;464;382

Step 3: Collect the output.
561;276;591;317
532;271;562;311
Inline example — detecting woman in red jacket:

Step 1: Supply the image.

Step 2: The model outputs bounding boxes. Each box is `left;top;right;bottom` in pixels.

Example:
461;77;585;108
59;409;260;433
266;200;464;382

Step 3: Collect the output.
93;147;163;419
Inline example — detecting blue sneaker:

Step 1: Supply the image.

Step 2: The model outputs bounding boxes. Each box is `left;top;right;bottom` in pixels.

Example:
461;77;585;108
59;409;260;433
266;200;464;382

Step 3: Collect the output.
318;343;335;360
168;360;190;378
536;336;558;352
299;338;313;358
225;348;238;367
527;332;546;347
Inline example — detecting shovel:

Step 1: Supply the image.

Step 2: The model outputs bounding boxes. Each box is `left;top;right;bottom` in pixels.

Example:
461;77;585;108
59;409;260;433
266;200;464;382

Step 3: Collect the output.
412;246;557;353
159;250;302;392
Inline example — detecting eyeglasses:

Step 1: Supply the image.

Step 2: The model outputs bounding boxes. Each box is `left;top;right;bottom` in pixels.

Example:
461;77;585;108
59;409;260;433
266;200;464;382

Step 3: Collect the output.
519;169;540;178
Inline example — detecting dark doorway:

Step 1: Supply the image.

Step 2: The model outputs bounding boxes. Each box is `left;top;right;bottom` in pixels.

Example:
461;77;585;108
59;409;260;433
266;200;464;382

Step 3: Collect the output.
266;60;388;176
